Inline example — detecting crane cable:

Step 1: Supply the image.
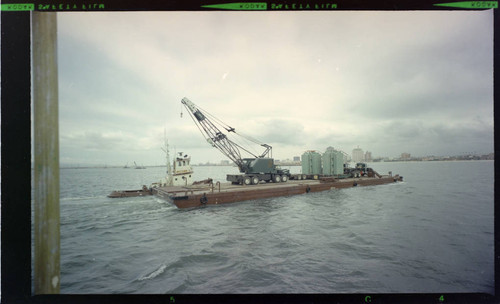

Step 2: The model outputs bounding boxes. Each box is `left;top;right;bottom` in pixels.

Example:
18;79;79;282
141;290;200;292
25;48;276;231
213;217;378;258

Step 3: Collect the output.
195;104;233;132
184;101;270;159
196;104;264;145
182;104;210;144
182;102;257;161
200;107;261;157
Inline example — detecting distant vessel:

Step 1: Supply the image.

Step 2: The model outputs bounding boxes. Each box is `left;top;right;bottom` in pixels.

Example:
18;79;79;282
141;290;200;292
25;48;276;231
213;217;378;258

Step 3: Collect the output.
134;161;146;169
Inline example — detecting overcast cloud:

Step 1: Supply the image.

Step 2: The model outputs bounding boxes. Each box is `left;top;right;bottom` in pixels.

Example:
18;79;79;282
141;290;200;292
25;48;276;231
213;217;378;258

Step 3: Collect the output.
56;10;493;166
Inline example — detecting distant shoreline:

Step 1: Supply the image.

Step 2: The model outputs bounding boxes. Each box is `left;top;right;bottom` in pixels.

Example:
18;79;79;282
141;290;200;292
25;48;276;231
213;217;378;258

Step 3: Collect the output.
46;158;494;170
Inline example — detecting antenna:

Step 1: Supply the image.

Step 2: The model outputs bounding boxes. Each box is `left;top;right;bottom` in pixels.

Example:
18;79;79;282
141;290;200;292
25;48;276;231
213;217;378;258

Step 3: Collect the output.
161;128;173;186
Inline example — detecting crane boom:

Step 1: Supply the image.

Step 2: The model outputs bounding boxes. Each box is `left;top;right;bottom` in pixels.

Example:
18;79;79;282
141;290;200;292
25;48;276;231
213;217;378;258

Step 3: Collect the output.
181;97;289;185
181;97;249;172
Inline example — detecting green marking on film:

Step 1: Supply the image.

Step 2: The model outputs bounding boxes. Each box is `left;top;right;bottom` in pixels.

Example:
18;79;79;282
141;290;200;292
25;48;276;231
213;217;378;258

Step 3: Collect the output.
1;3;34;11
202;2;267;10
434;1;498;8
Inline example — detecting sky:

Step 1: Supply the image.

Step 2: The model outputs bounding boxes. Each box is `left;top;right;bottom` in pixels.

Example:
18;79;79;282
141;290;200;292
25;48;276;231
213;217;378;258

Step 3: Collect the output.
55;10;494;166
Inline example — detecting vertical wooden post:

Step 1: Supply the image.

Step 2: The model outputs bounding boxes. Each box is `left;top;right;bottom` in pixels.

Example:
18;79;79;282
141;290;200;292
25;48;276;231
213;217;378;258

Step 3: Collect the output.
32;11;60;294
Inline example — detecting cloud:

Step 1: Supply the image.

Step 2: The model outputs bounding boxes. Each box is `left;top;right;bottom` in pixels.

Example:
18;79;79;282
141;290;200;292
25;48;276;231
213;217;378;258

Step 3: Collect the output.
255;118;307;145
55;10;494;165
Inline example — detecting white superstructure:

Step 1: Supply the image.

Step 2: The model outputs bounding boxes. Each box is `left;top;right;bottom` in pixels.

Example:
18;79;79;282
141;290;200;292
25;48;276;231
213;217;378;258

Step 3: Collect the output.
154;136;194;187
171;152;194;186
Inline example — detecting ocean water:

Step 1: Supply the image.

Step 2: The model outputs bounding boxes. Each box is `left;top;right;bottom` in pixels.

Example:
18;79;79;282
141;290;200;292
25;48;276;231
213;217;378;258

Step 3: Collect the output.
32;161;494;294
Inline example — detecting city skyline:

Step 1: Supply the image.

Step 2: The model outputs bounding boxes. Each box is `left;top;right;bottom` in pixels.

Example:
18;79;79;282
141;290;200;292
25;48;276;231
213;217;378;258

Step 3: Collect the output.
57;147;494;168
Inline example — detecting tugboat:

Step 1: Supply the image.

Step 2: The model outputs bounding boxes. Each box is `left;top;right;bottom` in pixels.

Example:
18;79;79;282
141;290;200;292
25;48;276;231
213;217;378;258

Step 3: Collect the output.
108;138;195;198
169;152;194;186
151;138;194;187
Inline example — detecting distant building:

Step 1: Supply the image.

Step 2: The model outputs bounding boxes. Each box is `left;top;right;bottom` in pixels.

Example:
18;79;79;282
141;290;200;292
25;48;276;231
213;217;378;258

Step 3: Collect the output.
352;146;364;163
484;153;494;160
344;154;351;163
401;152;411;160
220;160;230;165
293;156;300;162
365;151;372;162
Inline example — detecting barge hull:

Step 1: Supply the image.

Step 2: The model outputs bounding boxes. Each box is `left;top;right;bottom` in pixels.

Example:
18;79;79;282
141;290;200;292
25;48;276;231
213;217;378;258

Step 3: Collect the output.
154;175;402;209
108;189;152;198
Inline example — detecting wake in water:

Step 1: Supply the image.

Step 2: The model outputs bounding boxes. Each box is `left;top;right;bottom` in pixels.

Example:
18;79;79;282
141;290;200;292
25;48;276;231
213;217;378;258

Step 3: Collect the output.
61;196;103;202
138;264;167;281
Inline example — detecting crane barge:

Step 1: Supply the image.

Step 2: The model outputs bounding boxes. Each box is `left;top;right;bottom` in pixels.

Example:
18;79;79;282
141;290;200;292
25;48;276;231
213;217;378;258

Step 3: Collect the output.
113;98;404;208
181;97;290;185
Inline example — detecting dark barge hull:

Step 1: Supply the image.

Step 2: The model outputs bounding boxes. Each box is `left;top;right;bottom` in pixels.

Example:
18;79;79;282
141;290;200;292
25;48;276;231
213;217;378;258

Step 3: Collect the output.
153;175;402;209
108;189;152;198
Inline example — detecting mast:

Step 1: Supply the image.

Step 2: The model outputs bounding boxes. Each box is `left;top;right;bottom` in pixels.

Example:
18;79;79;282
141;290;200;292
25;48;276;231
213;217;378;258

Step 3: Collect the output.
161;129;173;186
166;140;172;185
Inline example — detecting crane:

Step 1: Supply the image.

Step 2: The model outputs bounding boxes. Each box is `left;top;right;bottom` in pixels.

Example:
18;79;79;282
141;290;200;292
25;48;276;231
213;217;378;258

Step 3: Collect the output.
181;97;290;185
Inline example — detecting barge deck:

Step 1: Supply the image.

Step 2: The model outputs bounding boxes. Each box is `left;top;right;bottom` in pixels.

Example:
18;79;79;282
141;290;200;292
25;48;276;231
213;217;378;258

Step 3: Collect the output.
153;174;402;209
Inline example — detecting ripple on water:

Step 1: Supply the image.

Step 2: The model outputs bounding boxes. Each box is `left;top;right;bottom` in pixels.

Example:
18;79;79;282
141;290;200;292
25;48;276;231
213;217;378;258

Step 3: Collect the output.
55;163;494;294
